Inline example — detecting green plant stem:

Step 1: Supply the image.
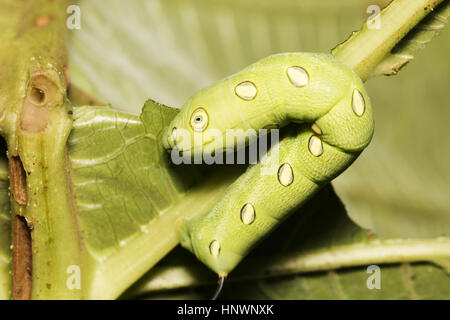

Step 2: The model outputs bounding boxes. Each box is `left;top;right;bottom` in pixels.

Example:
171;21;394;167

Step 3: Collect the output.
0;0;84;299
332;0;445;81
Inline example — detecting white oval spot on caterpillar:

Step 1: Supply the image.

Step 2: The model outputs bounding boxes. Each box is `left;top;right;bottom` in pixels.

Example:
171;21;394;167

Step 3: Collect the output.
308;135;323;156
287;66;309;87
235;81;257;100
278;163;294;186
240;203;255;225
170;127;178;143
311;123;322;135
352;89;365;116
209;240;220;257
190;108;209;132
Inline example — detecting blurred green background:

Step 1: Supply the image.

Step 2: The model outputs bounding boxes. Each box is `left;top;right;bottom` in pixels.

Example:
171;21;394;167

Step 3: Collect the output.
68;0;450;239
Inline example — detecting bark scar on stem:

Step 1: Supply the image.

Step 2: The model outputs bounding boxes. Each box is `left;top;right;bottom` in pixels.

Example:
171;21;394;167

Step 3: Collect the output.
12;215;32;300
20;71;58;133
34;14;52;28
9;155;27;206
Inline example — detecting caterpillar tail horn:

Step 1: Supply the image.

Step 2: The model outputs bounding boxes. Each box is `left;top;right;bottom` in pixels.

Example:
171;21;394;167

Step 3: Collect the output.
211;275;226;300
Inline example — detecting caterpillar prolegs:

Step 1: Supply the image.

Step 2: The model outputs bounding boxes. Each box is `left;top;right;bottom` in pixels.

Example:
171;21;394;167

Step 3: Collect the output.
162;52;374;276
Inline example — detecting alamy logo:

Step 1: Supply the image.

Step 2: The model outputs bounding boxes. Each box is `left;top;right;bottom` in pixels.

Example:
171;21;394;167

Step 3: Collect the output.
66;265;81;290
366;264;381;290
177;304;274;317
222;304;274;315
169;128;280;174
66;5;81;30
367;5;381;30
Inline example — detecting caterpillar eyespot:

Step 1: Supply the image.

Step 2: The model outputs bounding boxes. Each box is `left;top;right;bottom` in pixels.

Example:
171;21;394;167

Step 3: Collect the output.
190;108;209;132
166;52;374;276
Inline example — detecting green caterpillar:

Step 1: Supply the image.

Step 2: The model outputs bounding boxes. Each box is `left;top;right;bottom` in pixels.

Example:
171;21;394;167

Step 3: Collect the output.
162;52;374;277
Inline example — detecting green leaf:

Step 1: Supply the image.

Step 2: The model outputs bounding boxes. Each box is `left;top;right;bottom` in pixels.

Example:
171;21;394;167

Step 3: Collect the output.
68;101;244;298
123;186;450;299
69;101;182;258
224;263;450;300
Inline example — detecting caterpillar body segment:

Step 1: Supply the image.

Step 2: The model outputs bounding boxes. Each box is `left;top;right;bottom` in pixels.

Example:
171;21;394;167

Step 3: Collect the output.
163;52;374;275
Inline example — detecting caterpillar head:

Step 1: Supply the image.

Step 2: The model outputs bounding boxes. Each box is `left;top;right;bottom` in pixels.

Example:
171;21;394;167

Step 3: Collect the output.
162;80;257;158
